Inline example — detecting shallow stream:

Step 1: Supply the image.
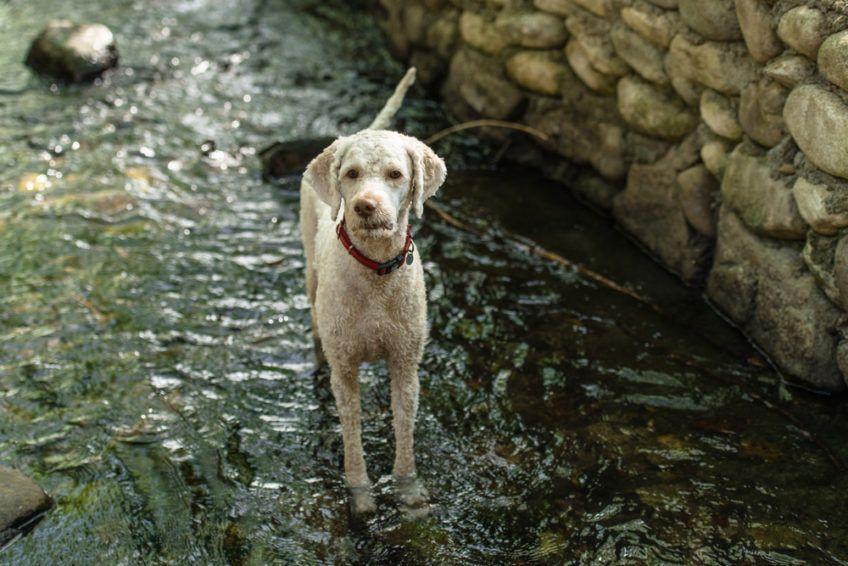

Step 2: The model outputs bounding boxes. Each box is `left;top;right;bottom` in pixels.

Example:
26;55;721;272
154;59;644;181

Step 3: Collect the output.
1;0;847;563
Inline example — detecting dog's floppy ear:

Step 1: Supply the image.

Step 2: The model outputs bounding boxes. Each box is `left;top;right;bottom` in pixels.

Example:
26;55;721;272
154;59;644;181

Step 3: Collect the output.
406;138;447;218
304;137;349;221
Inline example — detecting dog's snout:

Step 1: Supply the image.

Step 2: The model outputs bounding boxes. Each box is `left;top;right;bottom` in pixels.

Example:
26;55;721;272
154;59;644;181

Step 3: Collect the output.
353;197;377;218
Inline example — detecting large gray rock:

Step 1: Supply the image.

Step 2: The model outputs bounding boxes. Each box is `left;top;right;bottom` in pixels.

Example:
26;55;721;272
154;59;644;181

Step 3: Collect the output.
679;0;743;41
25;20;118;82
707;208;846;391
0;466;52;544
525;94;628;180
666;34;758;95
802;231;844;307
610;23;668;85
613;161;713;281
700;89;742;140
700;132;733;179
721;143;807;239
677;164;719;237
839;339;848;381
784;84;848;181
402;3;430;45
459;11;509;55
506;50;568;96
259;137;335;179
442;48;525;120
793;175;848;236
534;0;577;16
571;0;608;17
818;31;848;93
645;0;678;8
777;6;826;60
763;53;816;88
620;1;680;48
836;236;848;311
735;0;783;63
565;12;629;77
495;11;568;48
565;39;617;94
617;76;697;140
738;77;787;148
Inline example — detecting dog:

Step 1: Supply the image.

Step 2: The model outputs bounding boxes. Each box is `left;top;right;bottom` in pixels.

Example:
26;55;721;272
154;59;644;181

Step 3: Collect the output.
299;69;446;514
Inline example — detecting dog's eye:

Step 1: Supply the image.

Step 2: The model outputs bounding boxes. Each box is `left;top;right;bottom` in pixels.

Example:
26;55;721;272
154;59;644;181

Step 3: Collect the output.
345;169;359;179
388;170;402;180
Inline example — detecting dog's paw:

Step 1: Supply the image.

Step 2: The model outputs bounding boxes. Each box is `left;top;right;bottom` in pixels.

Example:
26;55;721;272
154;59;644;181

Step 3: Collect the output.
349;485;377;516
394;474;429;510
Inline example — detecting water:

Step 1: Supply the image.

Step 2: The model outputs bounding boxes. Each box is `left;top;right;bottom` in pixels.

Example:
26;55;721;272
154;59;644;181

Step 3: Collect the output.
1;0;847;563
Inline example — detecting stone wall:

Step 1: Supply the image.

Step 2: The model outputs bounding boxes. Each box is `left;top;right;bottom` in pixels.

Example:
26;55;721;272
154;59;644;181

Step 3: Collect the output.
376;0;848;391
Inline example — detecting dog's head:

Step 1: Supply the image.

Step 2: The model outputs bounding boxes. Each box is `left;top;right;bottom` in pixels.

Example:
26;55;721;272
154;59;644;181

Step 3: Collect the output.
304;130;446;239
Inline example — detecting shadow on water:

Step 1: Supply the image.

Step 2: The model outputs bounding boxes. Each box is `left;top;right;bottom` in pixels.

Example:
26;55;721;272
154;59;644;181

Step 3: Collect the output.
1;0;847;564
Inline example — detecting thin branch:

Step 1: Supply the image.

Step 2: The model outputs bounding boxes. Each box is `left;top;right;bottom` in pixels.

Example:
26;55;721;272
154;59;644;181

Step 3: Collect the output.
424;119;550;145
424;201;661;312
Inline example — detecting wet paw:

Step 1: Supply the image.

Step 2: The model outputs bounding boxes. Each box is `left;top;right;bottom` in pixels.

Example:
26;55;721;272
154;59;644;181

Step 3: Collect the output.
349;485;377;515
394;475;429;510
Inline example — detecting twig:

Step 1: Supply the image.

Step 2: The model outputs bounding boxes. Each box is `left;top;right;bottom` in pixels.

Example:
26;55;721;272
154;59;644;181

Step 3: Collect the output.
424;119;550;145
424;201;661;312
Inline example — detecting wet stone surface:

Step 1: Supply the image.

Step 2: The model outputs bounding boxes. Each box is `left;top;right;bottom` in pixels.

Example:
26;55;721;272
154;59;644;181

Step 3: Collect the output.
1;0;848;564
25;20;118;82
0;466;52;547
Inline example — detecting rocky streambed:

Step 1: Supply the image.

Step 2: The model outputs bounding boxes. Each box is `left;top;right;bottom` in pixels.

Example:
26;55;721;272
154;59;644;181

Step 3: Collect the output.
1;0;848;563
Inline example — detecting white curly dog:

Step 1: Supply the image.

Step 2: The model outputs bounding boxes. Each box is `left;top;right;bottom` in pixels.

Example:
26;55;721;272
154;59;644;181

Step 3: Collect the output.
300;69;446;514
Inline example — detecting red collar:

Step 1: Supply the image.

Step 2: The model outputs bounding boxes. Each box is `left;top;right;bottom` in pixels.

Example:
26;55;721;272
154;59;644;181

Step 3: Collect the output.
336;218;414;276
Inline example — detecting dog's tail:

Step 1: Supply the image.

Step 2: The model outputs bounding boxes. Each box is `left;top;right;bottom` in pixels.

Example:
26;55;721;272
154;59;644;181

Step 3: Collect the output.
367;67;416;131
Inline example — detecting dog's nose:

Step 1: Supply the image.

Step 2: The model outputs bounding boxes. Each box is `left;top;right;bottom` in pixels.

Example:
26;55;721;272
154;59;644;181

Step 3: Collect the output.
353;198;377;218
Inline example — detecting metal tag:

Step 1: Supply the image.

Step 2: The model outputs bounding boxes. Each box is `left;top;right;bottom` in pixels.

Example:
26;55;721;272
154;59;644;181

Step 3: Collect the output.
406;253;414;266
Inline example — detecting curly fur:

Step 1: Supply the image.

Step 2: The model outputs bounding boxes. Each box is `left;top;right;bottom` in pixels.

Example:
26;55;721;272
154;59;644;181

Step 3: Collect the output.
300;126;446;508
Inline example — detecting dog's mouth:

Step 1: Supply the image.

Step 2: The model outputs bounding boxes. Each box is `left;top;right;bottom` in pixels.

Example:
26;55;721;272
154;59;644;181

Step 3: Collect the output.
353;219;395;238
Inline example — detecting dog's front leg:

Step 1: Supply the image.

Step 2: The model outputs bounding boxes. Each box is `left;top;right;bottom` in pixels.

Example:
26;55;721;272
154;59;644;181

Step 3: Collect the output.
389;359;428;509
330;366;375;514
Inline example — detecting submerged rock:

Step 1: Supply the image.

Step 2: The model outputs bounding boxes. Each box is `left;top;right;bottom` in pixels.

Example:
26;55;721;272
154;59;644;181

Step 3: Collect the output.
25;20;118;82
0;466;52;545
259;137;334;179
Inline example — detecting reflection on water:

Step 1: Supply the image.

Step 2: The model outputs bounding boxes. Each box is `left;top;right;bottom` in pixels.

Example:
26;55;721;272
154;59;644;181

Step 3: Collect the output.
1;0;847;563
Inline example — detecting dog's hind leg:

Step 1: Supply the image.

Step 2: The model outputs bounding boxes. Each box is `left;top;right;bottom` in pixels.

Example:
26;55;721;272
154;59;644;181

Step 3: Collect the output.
300;182;326;364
